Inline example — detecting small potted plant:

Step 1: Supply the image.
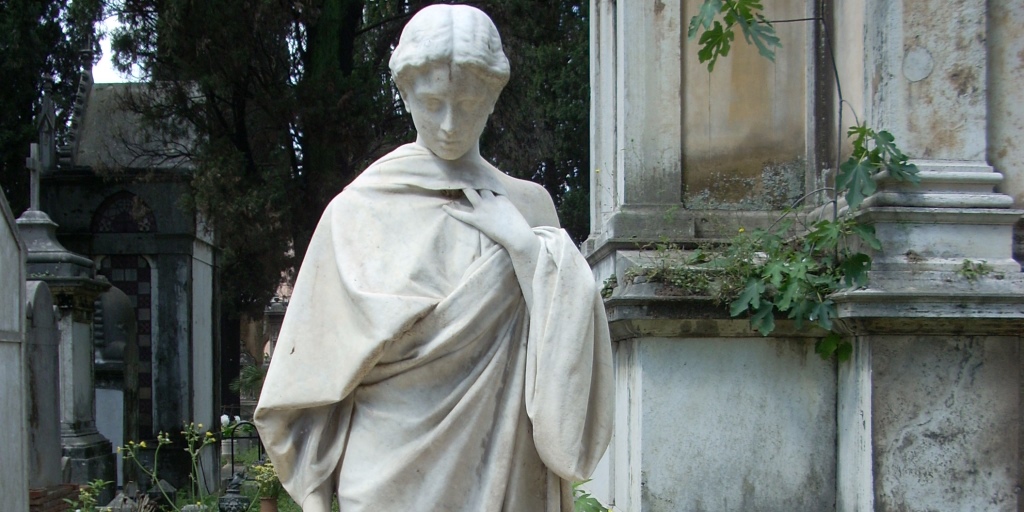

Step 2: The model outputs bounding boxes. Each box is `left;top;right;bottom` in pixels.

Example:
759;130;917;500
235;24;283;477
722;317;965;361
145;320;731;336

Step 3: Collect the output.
249;459;282;512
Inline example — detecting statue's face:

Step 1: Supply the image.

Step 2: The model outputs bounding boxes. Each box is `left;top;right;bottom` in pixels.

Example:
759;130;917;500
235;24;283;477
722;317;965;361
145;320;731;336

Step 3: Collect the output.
405;64;497;161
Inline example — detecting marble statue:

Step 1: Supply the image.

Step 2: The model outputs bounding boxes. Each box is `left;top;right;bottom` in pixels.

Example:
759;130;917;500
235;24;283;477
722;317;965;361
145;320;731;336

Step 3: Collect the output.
253;5;613;511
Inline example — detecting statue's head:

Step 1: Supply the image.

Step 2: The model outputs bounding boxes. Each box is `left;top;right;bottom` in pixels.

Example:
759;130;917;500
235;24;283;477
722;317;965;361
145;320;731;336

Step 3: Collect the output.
390;5;510;160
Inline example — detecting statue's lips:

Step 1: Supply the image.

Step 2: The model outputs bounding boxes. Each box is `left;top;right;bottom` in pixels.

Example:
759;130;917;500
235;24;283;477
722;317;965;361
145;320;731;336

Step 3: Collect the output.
436;139;466;152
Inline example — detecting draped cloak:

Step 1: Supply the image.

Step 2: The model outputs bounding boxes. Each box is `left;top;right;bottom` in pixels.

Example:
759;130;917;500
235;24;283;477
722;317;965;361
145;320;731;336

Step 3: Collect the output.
254;143;613;511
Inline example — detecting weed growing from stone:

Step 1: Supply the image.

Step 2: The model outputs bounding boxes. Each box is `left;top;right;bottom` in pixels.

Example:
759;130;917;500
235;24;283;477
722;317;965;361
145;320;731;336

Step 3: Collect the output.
670;1;922;360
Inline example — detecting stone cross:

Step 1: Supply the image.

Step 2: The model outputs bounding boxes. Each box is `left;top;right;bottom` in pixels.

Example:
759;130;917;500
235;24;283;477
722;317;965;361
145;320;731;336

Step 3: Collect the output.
26;78;57;211
26;143;42;211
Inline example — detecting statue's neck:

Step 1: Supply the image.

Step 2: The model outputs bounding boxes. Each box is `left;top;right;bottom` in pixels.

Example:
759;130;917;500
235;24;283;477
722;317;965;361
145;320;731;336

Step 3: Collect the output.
413;138;482;162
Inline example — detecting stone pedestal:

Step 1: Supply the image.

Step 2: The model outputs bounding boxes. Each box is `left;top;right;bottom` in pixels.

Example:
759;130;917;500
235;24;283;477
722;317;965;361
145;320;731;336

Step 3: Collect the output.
835;329;1021;512
598;287;837;511
17;209;115;504
832;188;1024;511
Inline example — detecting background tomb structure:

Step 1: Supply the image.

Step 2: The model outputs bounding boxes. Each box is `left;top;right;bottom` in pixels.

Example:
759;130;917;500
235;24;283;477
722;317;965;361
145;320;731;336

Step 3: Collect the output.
36;69;221;493
586;1;1024;511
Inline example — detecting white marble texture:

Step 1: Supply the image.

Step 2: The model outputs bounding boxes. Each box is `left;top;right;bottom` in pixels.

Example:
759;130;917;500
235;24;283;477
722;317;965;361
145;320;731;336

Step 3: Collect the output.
255;5;613;511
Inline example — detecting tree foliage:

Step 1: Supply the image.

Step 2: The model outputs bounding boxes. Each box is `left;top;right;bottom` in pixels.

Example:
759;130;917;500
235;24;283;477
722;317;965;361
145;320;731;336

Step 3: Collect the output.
0;0;103;214
107;0;590;314
480;1;590;241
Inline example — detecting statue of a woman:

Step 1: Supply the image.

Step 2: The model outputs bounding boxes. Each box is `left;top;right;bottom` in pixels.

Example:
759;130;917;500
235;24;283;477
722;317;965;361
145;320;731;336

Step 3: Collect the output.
254;5;612;511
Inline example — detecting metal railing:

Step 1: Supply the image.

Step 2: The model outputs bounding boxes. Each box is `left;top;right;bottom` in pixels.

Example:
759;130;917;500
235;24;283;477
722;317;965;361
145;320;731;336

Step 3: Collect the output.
223;420;265;475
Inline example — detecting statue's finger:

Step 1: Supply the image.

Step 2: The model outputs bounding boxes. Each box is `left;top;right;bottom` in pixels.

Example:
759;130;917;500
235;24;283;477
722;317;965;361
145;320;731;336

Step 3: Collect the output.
462;188;482;205
441;204;471;222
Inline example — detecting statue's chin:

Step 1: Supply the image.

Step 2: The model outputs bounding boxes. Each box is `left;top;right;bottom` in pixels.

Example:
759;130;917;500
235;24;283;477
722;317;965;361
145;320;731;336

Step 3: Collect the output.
429;147;469;161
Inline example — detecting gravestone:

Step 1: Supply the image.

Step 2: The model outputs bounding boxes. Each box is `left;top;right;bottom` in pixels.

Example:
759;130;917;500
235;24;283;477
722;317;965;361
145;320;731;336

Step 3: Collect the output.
25;280;61;488
0;189;29;511
25;280;79;512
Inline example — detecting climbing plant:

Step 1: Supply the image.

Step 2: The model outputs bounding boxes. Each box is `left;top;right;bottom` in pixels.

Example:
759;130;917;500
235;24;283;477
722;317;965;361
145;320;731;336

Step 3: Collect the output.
644;1;922;360
687;0;781;71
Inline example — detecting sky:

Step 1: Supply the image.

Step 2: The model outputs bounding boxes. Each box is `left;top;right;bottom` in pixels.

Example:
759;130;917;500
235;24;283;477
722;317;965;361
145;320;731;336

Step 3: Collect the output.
92;17;130;83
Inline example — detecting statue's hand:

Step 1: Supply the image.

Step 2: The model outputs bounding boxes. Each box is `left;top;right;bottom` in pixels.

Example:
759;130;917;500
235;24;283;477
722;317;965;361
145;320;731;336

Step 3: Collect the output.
442;189;539;258
443;188;542;308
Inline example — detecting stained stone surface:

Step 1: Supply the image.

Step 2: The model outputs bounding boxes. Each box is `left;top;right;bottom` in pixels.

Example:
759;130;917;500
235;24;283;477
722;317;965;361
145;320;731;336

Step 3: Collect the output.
0;190;29;511
25;280;61;489
872;336;1019;511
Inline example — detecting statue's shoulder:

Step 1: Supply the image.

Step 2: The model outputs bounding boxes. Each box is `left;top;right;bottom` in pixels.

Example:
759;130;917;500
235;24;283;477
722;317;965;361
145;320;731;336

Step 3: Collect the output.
349;145;415;184
496;173;559;228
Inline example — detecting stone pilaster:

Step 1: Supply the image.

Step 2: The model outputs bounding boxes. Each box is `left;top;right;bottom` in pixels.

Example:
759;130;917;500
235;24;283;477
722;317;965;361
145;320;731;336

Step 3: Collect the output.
587;0;687;255
832;2;1024;511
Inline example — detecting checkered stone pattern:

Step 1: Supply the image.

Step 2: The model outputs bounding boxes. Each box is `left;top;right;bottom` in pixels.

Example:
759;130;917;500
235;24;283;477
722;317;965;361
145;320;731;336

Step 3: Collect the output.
99;255;154;438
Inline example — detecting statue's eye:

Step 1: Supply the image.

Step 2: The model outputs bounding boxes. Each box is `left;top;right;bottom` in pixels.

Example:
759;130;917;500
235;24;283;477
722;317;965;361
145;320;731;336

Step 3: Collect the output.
459;98;482;112
424;99;442;111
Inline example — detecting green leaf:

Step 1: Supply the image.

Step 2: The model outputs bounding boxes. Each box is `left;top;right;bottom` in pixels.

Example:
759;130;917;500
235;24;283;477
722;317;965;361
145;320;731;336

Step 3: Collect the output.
872;130;898;159
889;160;921;185
818;334;854;362
776;279;804;312
740;17;781;62
815;332;841;359
836;341;854;362
788;295;823;331
838;253;872;288
688;0;725;39
573;480;608;512
730;277;765;316
697;21;735;72
750;301;776;335
787;258;811;283
808;300;836;331
850;223;882;251
847;124;872;155
806;219;844;252
762;260;787;288
837;157;878;210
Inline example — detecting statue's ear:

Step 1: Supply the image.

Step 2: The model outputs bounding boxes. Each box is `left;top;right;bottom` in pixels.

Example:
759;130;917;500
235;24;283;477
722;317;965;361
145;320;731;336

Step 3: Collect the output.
397;88;411;113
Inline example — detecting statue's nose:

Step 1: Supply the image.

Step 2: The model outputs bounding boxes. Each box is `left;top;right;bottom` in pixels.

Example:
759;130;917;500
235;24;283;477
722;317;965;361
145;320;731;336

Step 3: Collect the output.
439;106;457;134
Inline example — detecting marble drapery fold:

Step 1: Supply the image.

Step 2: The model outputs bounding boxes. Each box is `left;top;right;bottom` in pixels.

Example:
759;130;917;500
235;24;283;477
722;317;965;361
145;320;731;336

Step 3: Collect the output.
255;144;613;511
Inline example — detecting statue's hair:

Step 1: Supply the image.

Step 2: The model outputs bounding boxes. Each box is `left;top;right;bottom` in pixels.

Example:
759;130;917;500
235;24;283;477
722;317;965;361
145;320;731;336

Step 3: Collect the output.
389;5;510;96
